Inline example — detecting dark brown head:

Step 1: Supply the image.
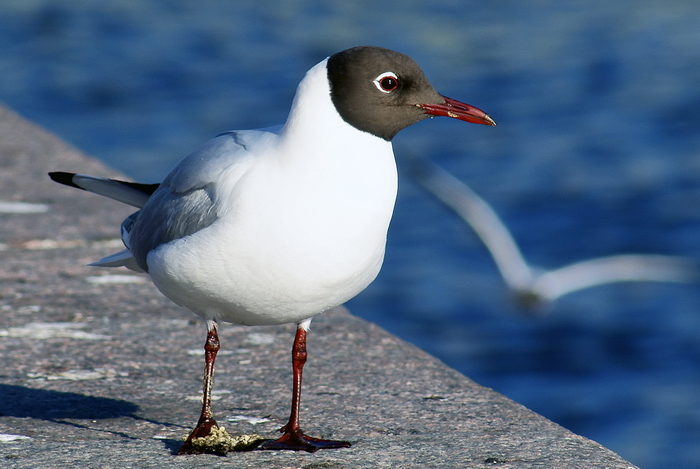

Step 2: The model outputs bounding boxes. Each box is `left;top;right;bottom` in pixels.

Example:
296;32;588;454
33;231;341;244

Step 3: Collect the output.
327;46;495;141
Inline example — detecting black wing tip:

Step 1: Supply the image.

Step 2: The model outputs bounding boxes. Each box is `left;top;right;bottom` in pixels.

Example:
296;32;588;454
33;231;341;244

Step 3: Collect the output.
48;171;83;190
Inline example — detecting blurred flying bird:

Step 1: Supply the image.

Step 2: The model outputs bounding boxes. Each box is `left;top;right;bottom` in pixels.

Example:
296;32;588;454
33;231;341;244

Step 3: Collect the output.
409;157;697;311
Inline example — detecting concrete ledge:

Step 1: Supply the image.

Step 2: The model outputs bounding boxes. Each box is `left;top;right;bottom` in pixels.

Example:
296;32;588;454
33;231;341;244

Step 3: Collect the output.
0;104;637;468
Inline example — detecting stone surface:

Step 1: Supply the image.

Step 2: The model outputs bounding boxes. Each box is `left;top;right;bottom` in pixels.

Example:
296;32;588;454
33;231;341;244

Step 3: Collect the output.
0;104;636;468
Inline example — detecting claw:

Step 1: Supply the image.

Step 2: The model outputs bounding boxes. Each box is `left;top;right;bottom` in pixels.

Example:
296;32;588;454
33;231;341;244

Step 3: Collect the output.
178;417;219;454
259;429;350;453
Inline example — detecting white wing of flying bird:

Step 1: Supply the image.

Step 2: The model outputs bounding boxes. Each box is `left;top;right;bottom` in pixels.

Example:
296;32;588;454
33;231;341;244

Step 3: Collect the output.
409;157;534;293
409;157;698;310
531;254;697;303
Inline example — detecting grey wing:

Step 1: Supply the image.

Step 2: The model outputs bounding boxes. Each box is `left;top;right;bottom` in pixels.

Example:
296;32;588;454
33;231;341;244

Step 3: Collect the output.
124;130;265;272
127;186;218;271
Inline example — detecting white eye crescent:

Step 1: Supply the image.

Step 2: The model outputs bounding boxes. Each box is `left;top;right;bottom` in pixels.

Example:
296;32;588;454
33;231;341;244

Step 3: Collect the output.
373;72;399;93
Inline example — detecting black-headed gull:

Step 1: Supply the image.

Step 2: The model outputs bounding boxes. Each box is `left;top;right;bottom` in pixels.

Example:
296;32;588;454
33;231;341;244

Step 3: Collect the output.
410;158;697;310
49;46;495;453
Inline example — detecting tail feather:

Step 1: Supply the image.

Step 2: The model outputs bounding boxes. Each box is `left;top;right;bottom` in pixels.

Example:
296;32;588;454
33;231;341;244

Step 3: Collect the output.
49;172;150;274
89;249;144;273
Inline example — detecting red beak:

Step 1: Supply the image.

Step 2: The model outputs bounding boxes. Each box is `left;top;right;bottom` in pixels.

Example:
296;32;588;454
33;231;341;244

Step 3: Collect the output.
420;96;496;126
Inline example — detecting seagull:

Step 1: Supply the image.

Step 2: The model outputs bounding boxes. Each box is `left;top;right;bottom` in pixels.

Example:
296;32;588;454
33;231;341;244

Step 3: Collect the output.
49;46;496;454
409;157;697;310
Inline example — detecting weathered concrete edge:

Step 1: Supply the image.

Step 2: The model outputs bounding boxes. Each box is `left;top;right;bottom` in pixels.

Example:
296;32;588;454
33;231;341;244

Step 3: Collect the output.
0;103;637;468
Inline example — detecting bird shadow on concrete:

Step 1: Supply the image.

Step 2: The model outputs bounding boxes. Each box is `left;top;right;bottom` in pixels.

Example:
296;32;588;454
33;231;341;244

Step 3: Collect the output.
0;384;138;420
0;383;182;445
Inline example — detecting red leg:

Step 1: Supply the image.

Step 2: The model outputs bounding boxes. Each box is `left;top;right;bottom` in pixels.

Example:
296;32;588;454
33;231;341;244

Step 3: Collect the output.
260;322;351;452
179;320;221;454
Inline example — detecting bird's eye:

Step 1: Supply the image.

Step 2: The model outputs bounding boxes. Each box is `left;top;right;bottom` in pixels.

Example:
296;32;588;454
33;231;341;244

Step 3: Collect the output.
373;72;399;93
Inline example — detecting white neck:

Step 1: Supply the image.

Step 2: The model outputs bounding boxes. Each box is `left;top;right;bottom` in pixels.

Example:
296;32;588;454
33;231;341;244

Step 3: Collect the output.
279;58;389;159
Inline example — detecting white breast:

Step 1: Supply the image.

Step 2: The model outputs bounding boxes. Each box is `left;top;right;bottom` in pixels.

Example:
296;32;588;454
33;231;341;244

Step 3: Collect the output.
145;59;398;326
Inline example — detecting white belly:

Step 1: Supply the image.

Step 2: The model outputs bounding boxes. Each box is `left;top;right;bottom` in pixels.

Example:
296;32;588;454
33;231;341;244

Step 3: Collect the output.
146;141;398;326
147;222;389;325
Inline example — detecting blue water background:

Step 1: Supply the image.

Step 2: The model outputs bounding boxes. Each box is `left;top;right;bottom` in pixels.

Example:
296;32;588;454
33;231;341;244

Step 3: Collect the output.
2;2;700;467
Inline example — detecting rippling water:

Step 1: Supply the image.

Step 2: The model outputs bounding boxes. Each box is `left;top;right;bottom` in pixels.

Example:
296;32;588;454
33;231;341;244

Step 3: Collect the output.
2;2;700;467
